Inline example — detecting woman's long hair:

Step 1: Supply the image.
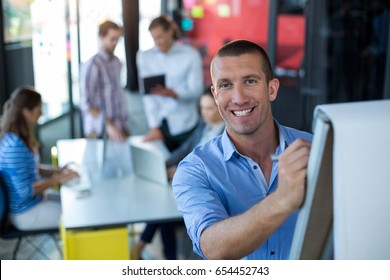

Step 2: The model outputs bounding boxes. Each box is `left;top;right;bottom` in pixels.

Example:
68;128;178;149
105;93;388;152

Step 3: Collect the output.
148;15;181;40
0;86;42;152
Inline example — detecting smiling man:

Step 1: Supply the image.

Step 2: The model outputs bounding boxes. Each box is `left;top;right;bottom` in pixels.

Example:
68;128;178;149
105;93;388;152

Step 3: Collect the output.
172;40;312;260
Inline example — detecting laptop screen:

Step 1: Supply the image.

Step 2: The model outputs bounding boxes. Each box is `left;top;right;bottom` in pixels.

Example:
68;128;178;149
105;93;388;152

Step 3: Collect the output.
130;144;169;186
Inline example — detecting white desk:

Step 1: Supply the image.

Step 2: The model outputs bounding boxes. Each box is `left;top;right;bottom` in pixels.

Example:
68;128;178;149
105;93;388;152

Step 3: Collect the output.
56;138;181;259
60;175;181;230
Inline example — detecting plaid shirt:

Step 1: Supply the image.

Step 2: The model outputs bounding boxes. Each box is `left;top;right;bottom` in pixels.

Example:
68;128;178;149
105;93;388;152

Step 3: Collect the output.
80;50;128;136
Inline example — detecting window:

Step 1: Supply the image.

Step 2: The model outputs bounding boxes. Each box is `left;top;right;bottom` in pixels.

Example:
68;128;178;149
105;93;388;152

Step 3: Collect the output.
31;0;68;122
73;0;126;107
30;0;126;122
139;0;161;51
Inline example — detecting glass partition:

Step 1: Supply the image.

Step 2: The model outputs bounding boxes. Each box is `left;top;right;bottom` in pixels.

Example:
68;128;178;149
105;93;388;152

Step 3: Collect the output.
72;0;126;106
30;0;68;122
139;0;162;51
29;0;126;122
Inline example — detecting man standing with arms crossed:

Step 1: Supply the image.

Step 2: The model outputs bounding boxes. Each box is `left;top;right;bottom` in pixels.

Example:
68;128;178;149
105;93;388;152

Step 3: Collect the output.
173;40;312;259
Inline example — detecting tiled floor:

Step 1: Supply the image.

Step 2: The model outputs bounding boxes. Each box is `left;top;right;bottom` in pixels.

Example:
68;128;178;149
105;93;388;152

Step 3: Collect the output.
0;234;62;260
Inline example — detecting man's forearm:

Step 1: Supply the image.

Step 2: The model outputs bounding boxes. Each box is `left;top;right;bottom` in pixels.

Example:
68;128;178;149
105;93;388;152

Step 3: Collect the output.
200;191;293;259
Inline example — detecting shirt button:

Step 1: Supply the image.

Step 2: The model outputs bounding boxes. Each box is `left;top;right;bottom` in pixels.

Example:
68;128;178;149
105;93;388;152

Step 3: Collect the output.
270;250;275;256
253;166;258;169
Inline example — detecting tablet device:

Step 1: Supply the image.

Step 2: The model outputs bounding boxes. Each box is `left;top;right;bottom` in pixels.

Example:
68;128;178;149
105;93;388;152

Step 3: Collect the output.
143;74;165;94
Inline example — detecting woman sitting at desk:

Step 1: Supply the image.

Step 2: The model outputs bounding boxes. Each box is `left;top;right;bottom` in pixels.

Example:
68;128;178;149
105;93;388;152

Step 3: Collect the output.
0;86;78;230
136;89;225;259
165;90;226;180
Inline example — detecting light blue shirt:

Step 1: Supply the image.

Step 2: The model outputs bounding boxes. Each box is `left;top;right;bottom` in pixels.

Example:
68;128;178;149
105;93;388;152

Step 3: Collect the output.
136;42;203;136
0;132;42;214
172;122;313;259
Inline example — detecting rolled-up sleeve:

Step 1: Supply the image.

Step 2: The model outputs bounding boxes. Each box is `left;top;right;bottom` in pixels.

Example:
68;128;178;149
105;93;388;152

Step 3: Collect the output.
172;154;229;259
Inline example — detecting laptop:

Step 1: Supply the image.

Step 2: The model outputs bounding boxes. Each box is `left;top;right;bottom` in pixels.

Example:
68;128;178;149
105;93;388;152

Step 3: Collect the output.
130;143;169;186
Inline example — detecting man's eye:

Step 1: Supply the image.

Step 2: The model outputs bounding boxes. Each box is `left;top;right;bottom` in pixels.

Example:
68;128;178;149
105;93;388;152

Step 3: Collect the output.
219;82;231;89
245;79;257;85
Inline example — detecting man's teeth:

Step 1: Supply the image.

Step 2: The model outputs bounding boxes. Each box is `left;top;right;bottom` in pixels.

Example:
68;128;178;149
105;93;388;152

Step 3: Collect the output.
233;109;252;116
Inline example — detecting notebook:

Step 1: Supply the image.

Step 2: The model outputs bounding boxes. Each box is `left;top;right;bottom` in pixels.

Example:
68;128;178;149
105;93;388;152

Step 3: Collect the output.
130;143;169;186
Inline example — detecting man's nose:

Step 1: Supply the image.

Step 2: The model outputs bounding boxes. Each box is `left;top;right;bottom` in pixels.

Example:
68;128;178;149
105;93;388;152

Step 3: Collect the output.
232;85;249;104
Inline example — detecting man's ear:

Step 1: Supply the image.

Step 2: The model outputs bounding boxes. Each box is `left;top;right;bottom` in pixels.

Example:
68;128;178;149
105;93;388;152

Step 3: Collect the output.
269;78;280;101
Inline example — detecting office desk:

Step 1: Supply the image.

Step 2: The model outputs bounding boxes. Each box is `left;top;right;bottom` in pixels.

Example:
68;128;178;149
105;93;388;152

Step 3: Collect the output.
56;138;181;259
60;175;181;229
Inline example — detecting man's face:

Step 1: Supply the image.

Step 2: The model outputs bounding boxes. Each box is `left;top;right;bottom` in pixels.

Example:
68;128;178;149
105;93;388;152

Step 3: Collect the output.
100;28;122;55
150;26;174;53
210;53;279;137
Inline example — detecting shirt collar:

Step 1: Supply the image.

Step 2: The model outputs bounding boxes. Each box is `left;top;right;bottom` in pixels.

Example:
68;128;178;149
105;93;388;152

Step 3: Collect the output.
97;50;114;61
152;41;179;55
275;119;289;152
221;119;289;161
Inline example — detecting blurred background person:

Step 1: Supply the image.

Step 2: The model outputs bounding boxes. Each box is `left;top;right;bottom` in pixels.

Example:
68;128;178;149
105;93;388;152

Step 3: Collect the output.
0;86;78;230
166;88;225;179
80;20;130;142
137;15;203;151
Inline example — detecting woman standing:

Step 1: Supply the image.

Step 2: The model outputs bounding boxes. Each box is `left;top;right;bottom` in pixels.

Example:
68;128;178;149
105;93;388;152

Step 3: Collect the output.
0;86;78;230
137;15;203;151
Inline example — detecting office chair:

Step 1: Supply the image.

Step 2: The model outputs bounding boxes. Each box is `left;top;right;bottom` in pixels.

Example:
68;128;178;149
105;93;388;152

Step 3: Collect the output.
0;177;61;260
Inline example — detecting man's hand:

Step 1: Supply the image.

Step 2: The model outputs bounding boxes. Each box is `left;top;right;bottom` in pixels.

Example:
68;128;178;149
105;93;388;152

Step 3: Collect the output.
275;138;312;212
106;121;126;142
143;127;164;142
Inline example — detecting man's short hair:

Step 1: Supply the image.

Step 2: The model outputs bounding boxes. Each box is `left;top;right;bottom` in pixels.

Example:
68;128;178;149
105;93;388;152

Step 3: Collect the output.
99;20;121;37
213;40;274;81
